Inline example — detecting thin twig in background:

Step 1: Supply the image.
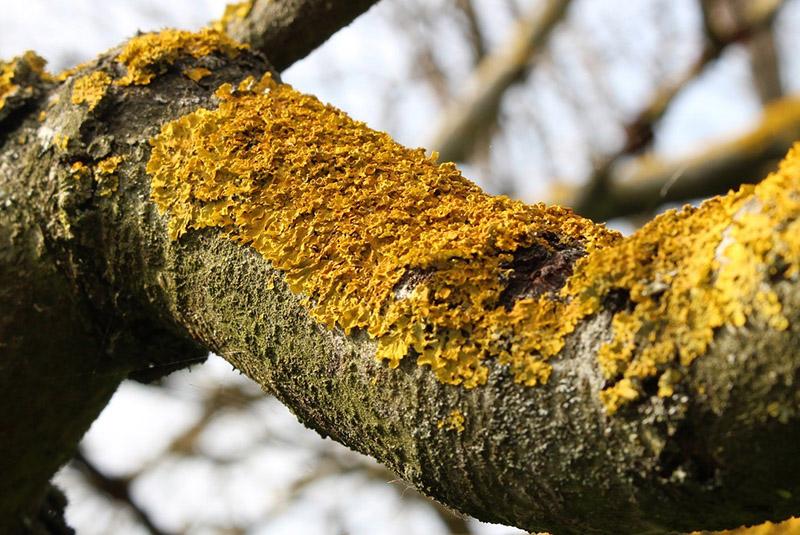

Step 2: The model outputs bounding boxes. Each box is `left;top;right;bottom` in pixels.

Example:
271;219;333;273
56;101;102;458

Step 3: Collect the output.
429;0;572;163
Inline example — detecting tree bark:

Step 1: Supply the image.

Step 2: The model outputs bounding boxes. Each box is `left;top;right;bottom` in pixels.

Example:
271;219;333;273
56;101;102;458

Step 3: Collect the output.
219;0;381;72
1;29;799;535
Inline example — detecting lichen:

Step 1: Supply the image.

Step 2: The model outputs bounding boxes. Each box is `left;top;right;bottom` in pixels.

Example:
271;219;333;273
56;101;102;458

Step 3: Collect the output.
148;74;616;389
183;67;212;83
566;149;800;412
0;51;47;113
212;1;254;33
69;161;89;179
55;59;94;82
438;410;466;433
54;134;69;152
147;74;800;412
95;155;123;196
71;71;111;111
694;516;800;534
115;28;246;86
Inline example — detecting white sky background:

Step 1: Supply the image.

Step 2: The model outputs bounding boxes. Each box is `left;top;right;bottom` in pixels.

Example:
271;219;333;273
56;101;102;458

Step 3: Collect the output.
3;1;800;533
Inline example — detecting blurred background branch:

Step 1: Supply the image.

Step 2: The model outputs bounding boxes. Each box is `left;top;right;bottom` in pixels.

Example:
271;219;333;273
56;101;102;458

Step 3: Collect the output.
572;0;787;220
429;0;572;163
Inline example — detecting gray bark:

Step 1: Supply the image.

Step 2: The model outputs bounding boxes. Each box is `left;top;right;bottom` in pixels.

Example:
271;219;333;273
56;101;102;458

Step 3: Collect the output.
223;0;381;71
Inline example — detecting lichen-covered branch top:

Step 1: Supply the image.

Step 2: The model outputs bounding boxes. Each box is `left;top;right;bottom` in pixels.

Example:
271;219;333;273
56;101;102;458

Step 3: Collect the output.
2;26;800;535
146;73;799;414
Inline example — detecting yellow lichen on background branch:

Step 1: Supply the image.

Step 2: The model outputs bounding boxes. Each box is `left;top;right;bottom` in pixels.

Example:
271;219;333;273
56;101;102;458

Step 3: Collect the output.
147;72;799;411
115;28;246;86
0;51;47;113
212;0;254;33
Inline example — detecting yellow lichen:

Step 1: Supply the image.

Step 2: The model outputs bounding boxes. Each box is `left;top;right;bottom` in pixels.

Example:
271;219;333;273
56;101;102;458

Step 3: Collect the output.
563;148;800;412
183;67;213;83
54;134;69;152
148;74;615;389
0;60;15;110
693;517;800;534
212;1;254;33
0;51;47;112
437;410;466;433
71;71;111;111
147;73;800;411
115;28;246;86
69;161;89;179
96;155;122;175
55;59;95;82
95;155;123;196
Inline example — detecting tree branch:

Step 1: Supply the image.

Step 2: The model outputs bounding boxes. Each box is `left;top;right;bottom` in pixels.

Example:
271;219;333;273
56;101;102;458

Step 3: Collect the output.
217;0;382;72
577;96;800;221
2;29;800;535
71;451;171;535
428;0;571;162
572;0;785;219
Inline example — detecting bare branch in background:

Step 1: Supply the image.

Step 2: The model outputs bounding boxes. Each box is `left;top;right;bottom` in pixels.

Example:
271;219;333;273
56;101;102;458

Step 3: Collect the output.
579;96;800;221
429;0;572;163
454;0;487;63
728;0;786;104
748;27;784;103
220;0;381;72
70;451;171;535
572;0;785;219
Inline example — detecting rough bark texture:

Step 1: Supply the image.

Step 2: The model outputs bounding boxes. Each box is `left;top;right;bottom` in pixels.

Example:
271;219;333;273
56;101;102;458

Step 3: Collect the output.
1;32;799;535
222;0;381;71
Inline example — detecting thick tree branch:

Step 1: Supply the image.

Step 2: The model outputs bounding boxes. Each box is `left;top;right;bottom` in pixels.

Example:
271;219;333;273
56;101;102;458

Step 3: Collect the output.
217;0;381;72
1;29;799;535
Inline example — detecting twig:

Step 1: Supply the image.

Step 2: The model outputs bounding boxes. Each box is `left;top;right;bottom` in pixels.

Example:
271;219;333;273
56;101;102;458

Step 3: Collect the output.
71;450;171;535
429;0;572;163
572;0;785;219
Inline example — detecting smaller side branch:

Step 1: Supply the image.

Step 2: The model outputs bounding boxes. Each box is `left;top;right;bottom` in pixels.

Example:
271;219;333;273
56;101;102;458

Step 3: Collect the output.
580;96;800;221
429;0;572;163
71;451;171;535
220;0;381;72
572;0;785;219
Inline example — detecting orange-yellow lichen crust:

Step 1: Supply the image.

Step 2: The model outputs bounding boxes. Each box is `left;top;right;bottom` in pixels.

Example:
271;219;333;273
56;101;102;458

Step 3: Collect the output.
115;28;246;86
695;516;800;534
94;155;123;197
0;51;47;112
71;71;111;111
437;410;466;433
183;67;213;83
147;73;800;411
147;74;617;389
0;57;17;111
566;147;800;412
211;0;254;33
